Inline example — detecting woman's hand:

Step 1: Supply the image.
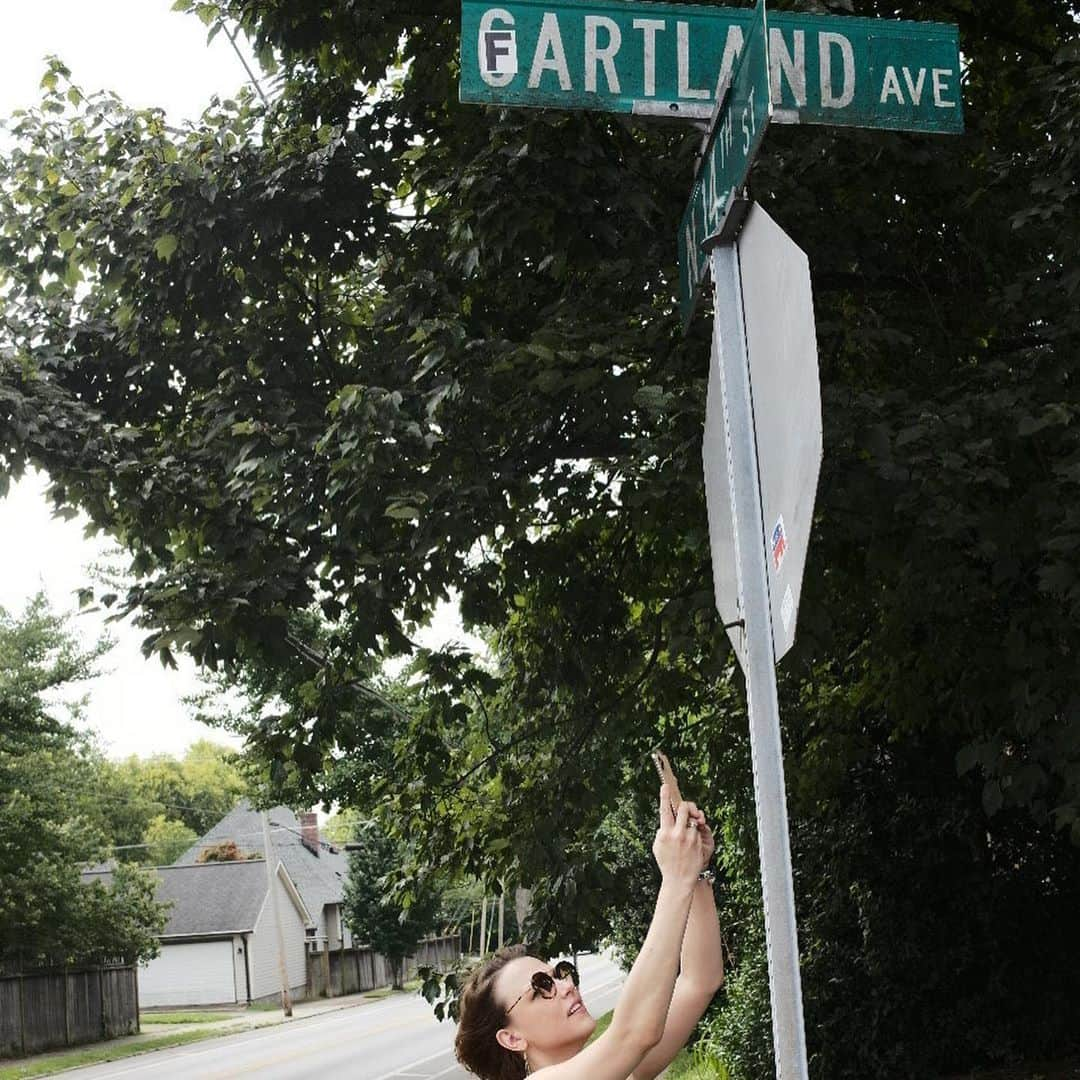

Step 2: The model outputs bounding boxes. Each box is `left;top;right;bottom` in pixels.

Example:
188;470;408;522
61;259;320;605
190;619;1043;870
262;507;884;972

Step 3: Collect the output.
652;785;705;887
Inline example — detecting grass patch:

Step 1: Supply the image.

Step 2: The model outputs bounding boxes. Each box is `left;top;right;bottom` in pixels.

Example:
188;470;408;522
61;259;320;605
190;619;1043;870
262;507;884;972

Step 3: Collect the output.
0;1028;227;1079
140;1011;240;1025
587;1010;614;1043
586;1011;725;1079
666;1047;730;1080
364;977;423;1002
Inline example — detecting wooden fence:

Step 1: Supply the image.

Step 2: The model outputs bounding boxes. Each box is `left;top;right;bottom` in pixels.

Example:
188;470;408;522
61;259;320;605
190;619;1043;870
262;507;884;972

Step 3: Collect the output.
0;964;139;1058
307;934;461;999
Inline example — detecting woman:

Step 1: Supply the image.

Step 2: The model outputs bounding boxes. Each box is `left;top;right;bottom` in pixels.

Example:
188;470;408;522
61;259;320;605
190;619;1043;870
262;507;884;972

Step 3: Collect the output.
454;783;725;1079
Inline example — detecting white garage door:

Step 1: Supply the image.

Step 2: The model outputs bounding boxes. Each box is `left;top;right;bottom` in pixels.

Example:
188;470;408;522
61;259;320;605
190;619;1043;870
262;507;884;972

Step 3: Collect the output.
139;939;238;1007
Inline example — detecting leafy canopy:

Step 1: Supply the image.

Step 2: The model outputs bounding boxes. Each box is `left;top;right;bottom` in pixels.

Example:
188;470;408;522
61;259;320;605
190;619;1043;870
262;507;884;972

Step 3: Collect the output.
2;0;1080;1073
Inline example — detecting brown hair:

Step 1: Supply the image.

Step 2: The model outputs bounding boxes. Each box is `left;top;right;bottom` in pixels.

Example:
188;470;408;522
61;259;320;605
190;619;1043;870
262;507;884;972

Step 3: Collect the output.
454;945;531;1080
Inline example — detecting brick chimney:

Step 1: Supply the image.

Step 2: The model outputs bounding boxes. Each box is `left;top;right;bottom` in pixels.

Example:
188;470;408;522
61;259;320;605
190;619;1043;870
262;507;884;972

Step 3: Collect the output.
299;812;320;855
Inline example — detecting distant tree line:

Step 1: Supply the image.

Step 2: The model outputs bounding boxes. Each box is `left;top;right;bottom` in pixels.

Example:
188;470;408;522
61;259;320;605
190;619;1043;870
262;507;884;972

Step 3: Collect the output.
0;594;248;969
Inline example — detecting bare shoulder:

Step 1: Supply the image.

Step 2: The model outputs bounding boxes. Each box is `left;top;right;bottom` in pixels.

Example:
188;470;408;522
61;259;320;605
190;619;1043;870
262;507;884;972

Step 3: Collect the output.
528;1026;652;1080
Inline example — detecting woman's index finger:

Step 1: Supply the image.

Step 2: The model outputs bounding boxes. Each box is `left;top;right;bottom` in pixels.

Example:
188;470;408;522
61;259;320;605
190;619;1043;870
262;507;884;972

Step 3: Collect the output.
653;749;685;809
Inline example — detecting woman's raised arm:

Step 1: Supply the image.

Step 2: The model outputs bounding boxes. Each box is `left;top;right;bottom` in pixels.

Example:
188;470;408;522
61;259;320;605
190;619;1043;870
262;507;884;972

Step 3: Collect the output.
534;788;704;1080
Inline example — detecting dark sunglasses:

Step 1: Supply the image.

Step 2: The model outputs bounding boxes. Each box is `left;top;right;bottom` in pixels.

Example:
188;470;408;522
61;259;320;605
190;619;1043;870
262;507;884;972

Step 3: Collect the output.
505;960;580;1015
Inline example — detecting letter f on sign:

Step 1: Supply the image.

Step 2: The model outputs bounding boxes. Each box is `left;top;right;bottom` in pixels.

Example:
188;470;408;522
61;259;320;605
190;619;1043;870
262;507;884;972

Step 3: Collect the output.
479;8;518;87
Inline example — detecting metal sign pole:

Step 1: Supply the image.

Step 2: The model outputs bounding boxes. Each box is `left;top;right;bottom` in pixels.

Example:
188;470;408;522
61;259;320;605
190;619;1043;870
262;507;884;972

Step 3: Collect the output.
710;240;809;1080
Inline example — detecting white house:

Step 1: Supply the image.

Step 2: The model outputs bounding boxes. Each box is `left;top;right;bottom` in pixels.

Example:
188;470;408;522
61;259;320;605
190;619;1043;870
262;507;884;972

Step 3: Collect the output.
173;800;354;955
82;859;311;1007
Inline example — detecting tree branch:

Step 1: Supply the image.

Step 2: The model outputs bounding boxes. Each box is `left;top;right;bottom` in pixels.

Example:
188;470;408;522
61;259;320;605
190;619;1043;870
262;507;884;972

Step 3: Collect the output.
283;631;416;722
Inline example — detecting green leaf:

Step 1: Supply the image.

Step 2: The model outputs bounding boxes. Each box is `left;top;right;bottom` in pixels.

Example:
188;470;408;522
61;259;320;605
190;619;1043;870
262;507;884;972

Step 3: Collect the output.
385;504;421;521
525;343;556;363
154;234;179;262
195;3;221;28
633;385;667;412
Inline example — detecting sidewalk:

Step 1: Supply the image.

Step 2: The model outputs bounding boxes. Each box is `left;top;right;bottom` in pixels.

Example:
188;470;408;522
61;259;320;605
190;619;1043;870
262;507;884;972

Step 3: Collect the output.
0;989;401;1079
148;988;382;1030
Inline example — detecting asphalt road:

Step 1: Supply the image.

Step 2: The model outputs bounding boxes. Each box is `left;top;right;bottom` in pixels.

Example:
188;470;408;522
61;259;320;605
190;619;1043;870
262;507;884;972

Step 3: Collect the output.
66;952;625;1079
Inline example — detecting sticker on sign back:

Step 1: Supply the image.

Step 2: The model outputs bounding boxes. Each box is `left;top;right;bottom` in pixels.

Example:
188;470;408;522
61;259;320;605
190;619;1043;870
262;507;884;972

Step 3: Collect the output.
771;515;788;572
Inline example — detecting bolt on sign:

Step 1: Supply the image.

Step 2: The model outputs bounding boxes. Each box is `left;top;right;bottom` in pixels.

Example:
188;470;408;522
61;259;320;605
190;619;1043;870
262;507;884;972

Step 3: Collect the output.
462;0;963;135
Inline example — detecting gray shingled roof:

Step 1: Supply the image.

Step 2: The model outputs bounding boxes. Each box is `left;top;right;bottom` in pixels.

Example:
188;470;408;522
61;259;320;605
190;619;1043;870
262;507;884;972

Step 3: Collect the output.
174;800;348;936
82;861;269;939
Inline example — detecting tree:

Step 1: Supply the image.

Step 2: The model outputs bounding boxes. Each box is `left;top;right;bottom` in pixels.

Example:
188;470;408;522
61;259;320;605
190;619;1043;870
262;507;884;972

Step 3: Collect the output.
2;0;1079;1074
186;609;401;806
322;807;362;848
142;814;198;866
196;839;258;863
74;863;169;967
343;820;441;989
0;596;168;967
88;740;250;864
105;741;249;839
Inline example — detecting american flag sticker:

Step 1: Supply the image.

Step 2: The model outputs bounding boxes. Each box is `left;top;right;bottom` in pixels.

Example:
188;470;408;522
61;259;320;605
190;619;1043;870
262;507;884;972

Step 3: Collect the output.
771;516;788;572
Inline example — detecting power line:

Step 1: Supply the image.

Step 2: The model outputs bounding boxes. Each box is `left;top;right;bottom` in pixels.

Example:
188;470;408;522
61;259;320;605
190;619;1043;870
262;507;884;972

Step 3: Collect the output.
221;20;271;108
30;780;250;821
89;790;232;817
101;825;290;852
97;819;342;857
51;778;325;827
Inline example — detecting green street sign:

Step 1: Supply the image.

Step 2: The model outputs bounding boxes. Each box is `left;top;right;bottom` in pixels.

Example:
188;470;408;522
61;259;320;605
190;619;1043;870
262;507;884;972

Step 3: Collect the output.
677;0;770;329
461;0;964;135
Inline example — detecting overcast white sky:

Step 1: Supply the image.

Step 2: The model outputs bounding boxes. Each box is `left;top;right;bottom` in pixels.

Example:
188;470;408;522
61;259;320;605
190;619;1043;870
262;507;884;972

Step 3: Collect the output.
0;2;480;761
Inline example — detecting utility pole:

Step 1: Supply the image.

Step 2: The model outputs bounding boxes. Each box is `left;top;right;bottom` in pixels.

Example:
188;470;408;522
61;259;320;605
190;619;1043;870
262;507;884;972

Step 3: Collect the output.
479;895;487;957
261;812;293;1017
497;883;505;950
